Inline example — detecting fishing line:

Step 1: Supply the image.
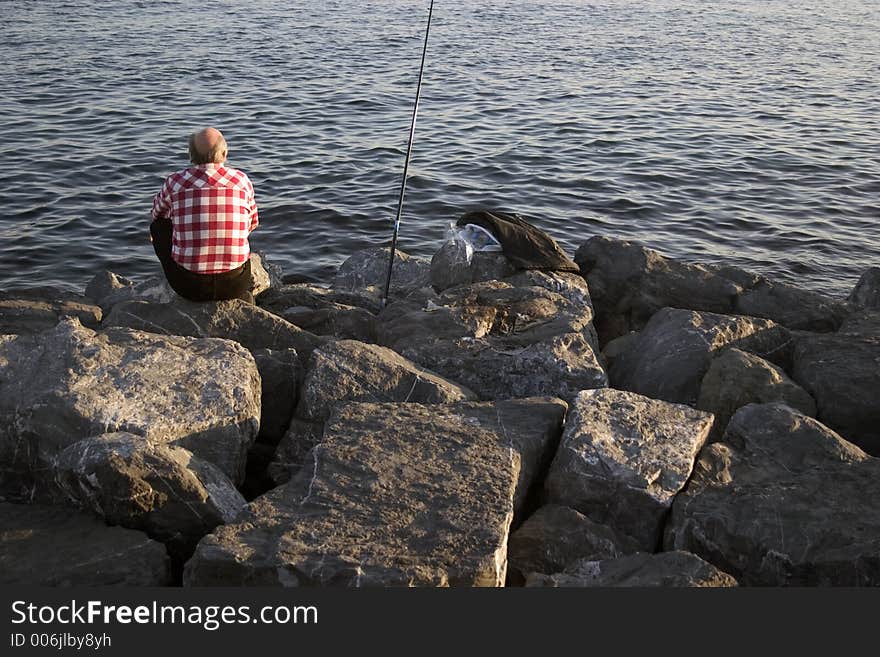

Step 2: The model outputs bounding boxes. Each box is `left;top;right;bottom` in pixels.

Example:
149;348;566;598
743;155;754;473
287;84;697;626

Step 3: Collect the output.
381;0;435;307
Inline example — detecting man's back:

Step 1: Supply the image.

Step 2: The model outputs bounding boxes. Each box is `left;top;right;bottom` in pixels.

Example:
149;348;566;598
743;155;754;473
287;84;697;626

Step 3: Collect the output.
152;162;259;274
149;127;259;303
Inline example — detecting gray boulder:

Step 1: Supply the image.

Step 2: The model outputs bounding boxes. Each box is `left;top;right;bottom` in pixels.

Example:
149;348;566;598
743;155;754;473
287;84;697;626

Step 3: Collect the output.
847;267;880;310
574;236;741;343
184;398;565;586
526;551;738;587
0;502;171;586
103;298;323;362
430;242;516;292
51;433;246;560
379;280;606;400
296;339;478;422
0;288;102;333
0;318;260;494
249;252;284;298
666;403;880;585
837;309;880;338
574;236;846;343
334;247;431;299
791;328;880;455
85;271;176;312
507;505;640;581
609;308;792;406
734;279;847;332
544;388;713;550
697;348;816;440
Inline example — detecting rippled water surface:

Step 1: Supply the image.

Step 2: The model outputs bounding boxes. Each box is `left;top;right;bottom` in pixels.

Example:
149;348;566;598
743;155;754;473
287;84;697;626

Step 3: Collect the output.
1;0;878;296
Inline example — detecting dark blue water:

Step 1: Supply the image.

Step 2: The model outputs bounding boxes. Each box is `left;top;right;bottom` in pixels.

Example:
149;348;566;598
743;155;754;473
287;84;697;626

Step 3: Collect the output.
1;0;878;296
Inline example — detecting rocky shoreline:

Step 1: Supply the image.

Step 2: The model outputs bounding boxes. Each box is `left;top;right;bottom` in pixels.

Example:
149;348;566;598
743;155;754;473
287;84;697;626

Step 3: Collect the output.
1;233;878;587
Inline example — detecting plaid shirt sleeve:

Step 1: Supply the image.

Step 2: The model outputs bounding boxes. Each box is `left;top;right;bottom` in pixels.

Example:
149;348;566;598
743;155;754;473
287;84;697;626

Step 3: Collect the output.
151;178;172;221
244;174;259;232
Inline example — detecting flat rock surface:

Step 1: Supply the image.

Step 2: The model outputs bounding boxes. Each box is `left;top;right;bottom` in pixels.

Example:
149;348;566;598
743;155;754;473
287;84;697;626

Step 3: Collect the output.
666;403;880;585
609;307;791;406
545;388;712;550
296;339;478;422
0;318;260;493
0;502;171;586
526;551;738;587
184;398;565;586
104;298;324;361
0;297;102;334
507;504;640;579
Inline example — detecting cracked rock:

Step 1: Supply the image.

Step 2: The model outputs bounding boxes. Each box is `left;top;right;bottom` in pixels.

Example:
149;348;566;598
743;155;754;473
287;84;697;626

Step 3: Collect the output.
51;432;246;561
525;551;738;587
184;398;565;586
0;318;261;494
544;388;713;550
665;403;880;585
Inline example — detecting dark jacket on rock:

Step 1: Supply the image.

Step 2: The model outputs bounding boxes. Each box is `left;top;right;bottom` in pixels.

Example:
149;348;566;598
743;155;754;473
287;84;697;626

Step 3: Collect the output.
457;210;580;273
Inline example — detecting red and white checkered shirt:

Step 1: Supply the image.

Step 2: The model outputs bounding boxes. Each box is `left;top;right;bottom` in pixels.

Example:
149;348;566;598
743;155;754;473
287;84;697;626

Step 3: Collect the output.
151;163;259;274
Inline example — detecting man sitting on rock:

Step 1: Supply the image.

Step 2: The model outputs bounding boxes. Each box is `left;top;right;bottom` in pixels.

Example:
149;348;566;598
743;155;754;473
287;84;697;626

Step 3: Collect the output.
150;127;259;302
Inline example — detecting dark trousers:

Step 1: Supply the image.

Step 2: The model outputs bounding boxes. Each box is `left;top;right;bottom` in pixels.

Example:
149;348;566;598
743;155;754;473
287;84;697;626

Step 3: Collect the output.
150;217;254;303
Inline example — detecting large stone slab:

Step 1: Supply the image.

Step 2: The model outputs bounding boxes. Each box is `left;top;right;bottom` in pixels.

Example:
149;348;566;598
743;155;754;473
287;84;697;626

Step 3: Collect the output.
184;398;565;586
791;328;880;454
526;551;737;587
0;318;261;494
379;280;606;400
296;339;478;422
103;298;323;362
609;308;792;406
0;503;171;586
507;505;640;581
52;433;246;561
697;348;816;440
544;388;713;550
666;403;880;585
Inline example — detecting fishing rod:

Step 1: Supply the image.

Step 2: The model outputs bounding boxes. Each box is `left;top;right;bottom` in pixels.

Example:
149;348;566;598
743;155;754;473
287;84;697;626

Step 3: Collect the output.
381;0;435;307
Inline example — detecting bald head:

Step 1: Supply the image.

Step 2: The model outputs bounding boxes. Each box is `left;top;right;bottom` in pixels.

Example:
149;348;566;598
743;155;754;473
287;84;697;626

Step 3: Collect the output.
189;127;228;165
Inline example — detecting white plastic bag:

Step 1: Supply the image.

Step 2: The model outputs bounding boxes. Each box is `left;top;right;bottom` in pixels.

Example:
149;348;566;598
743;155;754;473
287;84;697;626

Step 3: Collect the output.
442;222;502;268
458;223;502;252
